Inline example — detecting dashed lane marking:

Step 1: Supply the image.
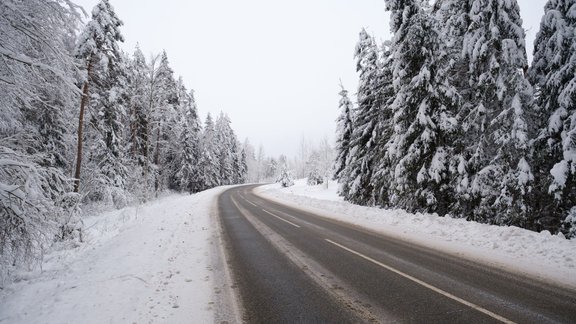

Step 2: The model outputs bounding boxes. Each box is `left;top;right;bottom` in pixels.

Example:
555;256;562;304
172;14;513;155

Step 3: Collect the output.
262;210;301;228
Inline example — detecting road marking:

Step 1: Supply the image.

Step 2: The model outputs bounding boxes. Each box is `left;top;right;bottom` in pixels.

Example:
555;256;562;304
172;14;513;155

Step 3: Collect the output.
244;199;258;207
325;239;515;324
262;210;301;228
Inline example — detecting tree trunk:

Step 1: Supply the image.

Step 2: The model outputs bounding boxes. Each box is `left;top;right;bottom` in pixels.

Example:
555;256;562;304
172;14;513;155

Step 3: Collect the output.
154;128;161;194
73;58;93;193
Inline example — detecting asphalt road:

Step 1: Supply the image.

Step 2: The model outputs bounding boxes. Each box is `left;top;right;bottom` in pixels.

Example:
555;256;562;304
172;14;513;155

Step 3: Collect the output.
217;185;576;323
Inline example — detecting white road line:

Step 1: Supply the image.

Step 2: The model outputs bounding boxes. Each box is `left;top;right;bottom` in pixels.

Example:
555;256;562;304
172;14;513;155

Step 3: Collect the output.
325;239;515;324
244;199;258;207
262;210;301;228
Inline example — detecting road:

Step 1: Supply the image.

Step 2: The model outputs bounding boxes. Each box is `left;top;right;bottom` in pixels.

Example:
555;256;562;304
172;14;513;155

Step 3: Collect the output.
217;185;576;323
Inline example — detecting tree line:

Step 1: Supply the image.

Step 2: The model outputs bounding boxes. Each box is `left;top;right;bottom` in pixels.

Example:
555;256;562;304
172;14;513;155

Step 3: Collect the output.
0;0;246;281
334;0;576;238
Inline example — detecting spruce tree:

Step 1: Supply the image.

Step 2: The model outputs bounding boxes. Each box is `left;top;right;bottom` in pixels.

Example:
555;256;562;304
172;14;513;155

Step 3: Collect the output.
384;0;458;215
74;0;125;194
367;42;396;207
127;46;150;169
334;84;354;189
238;148;248;184
174;88;202;193
215;113;236;185
529;0;576;235
199;114;219;189
459;0;536;225
150;51;178;193
342;29;380;205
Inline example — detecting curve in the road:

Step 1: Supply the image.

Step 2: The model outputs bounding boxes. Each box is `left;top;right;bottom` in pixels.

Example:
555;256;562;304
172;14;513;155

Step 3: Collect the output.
217;185;576;323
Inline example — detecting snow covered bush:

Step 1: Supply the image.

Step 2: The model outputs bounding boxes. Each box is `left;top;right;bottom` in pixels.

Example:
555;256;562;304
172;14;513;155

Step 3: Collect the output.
278;168;294;188
0;148;73;283
564;208;576;239
307;170;324;186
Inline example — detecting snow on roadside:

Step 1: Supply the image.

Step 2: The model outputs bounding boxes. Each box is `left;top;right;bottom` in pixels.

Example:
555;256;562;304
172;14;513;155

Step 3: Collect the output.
0;186;230;324
256;179;576;289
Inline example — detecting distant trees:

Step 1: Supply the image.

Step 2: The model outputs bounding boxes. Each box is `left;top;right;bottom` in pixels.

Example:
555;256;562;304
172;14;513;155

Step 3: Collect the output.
0;0;247;282
334;0;576;237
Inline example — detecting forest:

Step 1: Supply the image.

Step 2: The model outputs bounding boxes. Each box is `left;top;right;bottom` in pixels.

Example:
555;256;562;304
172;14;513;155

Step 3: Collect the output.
0;0;247;279
334;0;576;238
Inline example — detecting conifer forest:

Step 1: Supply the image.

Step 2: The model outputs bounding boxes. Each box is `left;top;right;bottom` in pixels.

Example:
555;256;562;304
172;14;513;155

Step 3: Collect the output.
1;0;576;285
1;0;247;275
334;0;576;238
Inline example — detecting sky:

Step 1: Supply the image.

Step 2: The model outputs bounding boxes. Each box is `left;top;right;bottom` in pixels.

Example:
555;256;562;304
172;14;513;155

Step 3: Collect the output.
74;0;546;158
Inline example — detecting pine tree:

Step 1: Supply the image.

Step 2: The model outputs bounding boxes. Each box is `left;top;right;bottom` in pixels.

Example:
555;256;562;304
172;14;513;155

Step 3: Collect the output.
127;45;150;169
230;139;242;184
529;0;576;235
149;51;178;193
384;0;458;215
342;29;380;205
434;0;472;93
198;114;219;190
367;42;396;207
334;84;354;186
238;148;248;184
74;0;125;195
215;113;236;185
458;0;536;225
175;89;202;193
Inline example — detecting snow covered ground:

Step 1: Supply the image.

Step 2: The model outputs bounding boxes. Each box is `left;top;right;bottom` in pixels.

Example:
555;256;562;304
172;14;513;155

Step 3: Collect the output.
256;179;576;289
0;187;234;324
2;180;574;324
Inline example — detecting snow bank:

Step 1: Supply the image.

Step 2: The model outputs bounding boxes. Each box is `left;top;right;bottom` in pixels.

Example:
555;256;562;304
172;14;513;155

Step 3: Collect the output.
256;180;576;289
0;187;229;324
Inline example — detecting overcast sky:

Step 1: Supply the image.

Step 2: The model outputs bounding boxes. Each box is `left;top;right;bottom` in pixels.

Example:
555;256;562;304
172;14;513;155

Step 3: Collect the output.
74;0;546;158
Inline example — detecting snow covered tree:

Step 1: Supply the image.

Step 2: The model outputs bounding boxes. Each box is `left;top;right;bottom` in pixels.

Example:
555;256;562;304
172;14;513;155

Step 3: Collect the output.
173;87;202;193
307;151;324;185
366;42;396;207
230;140;244;184
278;166;294;188
215;113;237;185
383;0;458;215
457;0;536;225
341;29;380;205
242;139;259;183
198;114;220;190
265;158;279;180
127;46;150;168
334;84;354;185
256;145;266;182
434;0;472;94
529;0;576;235
148;51;178;193
122;47;153;200
240;148;248;183
74;0;125;196
0;0;82;280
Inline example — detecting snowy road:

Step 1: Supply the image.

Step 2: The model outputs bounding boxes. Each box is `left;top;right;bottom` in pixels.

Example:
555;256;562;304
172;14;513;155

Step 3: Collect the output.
219;185;576;323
